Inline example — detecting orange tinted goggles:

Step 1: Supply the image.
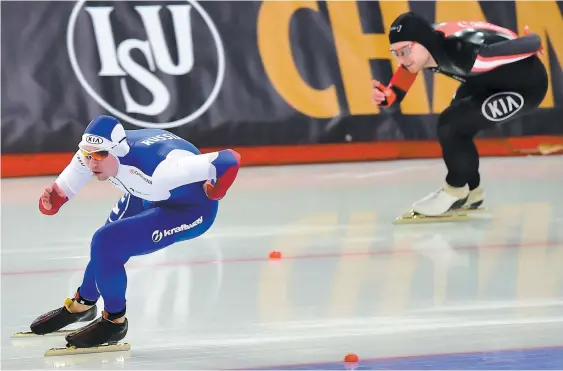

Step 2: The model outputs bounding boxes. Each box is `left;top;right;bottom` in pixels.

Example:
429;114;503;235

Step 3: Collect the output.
79;148;109;160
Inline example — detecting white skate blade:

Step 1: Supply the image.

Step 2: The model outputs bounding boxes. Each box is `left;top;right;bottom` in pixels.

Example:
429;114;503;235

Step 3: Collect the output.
11;330;76;338
393;207;489;224
44;342;131;357
461;206;488;212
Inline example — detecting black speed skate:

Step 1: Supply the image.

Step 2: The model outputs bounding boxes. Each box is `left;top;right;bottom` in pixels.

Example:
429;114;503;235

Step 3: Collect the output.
30;297;97;335
65;310;128;348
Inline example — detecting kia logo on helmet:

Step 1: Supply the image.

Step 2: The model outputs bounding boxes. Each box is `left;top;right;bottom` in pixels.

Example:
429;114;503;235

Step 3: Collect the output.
85;135;103;144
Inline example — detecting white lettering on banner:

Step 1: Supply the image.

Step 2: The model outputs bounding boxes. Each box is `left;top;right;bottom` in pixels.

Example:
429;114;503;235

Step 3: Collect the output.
141;133;182;146
66;1;226;129
152;216;204;242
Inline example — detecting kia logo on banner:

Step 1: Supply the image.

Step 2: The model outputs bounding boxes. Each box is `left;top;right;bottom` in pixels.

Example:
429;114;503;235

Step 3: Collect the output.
66;0;226;129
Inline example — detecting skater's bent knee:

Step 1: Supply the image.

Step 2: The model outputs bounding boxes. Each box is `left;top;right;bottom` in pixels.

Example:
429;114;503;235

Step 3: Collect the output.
90;227;127;263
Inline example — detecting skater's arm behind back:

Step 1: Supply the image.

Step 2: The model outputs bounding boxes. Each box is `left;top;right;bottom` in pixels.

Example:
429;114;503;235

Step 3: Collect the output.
151;149;241;201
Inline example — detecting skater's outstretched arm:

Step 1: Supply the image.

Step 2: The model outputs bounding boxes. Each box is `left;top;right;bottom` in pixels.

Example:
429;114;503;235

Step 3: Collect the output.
371;64;418;108
55;150;94;198
39;150;93;215
152;149;241;200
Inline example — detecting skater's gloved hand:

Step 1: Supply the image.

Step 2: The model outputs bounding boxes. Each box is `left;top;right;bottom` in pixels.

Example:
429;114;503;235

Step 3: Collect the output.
371;80;397;107
39;182;68;215
204;149;241;200
372;65;417;108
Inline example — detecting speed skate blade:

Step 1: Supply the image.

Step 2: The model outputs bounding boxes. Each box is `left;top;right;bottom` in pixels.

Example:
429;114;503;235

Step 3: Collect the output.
11;330;76;338
461;207;488;213
393;208;489;224
44;343;131;357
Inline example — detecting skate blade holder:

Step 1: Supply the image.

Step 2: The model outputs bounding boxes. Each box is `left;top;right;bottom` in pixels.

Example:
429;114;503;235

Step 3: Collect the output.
393;207;489;224
44;342;131;357
11;330;77;338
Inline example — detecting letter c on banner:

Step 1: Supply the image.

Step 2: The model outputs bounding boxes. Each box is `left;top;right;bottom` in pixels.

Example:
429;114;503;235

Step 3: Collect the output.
257;1;339;118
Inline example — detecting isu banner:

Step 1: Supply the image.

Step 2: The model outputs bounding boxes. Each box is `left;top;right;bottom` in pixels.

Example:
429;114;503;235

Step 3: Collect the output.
1;0;562;175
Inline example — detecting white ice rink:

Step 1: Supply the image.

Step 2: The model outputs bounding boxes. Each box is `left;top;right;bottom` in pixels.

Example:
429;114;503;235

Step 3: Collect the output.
2;156;563;369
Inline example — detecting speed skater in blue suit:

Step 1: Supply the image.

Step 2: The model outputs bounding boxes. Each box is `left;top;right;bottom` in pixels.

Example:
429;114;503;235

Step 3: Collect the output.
29;115;241;349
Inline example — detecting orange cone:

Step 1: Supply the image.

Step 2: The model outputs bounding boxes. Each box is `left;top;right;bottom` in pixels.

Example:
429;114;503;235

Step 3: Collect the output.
344;353;359;362
269;250;282;259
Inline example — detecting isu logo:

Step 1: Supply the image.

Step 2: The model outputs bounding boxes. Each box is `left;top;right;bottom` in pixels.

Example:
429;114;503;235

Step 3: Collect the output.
66;1;225;129
481;92;524;122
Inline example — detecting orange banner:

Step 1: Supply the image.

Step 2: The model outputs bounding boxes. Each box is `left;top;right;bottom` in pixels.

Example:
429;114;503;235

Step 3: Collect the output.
3;136;562;178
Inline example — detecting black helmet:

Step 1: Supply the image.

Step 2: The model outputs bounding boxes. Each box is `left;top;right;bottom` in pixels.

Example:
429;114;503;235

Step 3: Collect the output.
388;12;444;61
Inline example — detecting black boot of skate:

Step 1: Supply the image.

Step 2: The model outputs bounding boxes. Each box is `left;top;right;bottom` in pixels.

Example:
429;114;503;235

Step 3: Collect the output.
30;295;97;335
65;309;128;348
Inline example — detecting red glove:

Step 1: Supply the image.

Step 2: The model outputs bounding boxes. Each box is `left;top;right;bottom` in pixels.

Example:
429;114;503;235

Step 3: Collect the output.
372;80;398;107
39;182;69;215
372;65;417;108
203;149;241;200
